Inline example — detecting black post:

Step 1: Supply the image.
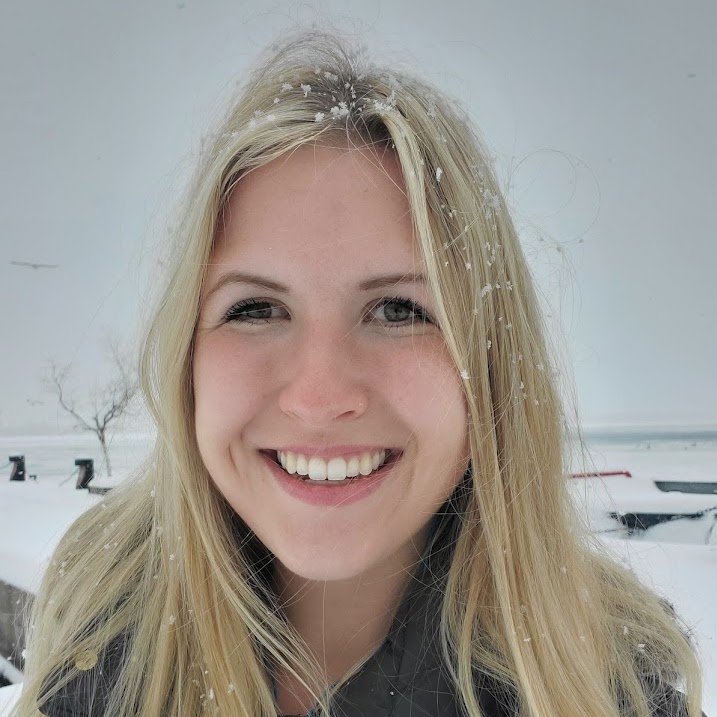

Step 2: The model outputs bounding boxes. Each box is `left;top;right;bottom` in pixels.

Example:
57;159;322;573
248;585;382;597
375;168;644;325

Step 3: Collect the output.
9;455;25;481
75;458;95;490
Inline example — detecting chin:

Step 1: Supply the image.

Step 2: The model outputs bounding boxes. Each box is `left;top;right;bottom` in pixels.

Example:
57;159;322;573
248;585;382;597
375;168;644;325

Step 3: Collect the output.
274;543;374;583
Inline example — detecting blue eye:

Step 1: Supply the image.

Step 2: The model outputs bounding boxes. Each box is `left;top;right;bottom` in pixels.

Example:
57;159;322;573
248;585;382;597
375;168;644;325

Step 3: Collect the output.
222;296;432;330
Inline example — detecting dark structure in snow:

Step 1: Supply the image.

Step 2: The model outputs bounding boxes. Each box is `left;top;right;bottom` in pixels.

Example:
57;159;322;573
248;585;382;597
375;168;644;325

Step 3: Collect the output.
75;458;94;490
8;455;25;481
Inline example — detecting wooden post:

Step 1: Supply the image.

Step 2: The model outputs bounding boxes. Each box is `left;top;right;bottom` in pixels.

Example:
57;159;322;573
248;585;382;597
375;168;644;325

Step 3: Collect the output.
8;456;25;482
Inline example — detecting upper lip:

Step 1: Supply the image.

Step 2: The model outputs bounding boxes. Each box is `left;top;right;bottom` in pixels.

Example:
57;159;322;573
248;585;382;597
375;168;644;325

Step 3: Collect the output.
262;445;401;460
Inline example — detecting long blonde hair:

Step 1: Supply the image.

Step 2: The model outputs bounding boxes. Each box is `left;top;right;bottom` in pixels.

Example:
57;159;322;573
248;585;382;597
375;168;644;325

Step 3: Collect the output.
14;27;703;717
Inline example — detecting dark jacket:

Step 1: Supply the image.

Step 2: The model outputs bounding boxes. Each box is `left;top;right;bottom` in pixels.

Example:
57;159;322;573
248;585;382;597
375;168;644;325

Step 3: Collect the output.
38;510;705;717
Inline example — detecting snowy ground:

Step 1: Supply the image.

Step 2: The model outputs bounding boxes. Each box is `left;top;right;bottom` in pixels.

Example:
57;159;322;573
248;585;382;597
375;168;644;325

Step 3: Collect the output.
0;432;152;593
0;431;715;714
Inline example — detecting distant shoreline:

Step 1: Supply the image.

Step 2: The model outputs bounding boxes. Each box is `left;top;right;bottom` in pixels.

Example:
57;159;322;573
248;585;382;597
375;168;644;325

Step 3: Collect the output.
578;425;717;443
0;430;156;441
1;425;716;442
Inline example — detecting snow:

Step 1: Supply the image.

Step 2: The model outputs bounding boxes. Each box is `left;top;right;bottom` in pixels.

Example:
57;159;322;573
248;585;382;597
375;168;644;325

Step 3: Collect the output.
0;432;152;592
0;432;714;714
0;657;22;685
0;683;21;715
0;481;100;593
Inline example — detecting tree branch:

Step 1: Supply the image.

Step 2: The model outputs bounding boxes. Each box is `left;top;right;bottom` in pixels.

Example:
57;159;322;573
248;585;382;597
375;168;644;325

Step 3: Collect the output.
45;342;140;478
48;361;93;432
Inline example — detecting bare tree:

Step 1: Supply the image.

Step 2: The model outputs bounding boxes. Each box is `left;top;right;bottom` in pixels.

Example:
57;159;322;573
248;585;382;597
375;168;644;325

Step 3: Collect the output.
47;340;139;478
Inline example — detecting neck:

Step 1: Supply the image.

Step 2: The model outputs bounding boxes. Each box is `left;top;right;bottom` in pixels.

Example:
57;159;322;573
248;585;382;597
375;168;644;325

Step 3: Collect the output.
273;531;428;684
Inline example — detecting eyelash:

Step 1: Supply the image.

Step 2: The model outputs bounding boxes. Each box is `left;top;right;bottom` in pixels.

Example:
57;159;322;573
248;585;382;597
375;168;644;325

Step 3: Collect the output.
221;296;432;330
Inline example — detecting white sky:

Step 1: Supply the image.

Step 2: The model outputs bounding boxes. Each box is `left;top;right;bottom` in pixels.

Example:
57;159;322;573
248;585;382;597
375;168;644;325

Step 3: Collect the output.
1;0;715;434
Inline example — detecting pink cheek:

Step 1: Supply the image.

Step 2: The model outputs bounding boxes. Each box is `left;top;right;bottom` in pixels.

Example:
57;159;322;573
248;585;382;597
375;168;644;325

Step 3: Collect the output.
194;341;269;424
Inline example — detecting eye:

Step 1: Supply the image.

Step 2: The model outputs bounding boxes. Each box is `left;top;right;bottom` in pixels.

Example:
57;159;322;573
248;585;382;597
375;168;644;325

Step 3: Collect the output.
221;296;432;330
222;298;282;324
370;296;433;330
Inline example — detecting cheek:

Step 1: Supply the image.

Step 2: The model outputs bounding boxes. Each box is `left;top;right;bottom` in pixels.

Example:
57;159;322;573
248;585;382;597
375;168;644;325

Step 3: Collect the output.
192;334;269;440
384;341;469;442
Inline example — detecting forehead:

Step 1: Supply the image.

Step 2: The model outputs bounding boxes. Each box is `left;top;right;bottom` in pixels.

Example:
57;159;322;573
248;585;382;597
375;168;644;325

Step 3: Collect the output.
212;144;421;271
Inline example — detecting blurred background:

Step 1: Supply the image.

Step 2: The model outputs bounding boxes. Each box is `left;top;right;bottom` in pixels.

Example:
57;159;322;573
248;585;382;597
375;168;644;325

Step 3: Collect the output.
0;0;715;437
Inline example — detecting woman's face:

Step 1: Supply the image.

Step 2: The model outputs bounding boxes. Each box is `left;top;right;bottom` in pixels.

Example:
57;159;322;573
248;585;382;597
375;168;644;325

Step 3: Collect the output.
193;144;470;582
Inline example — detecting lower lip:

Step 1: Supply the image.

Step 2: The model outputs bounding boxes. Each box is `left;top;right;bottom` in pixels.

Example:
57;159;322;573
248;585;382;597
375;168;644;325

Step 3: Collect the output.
260;451;402;507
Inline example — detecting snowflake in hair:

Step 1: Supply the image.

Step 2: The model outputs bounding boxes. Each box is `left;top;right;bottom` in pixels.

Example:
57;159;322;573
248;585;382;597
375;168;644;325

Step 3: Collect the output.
330;101;349;119
300;83;311;97
483;188;501;213
372;98;394;114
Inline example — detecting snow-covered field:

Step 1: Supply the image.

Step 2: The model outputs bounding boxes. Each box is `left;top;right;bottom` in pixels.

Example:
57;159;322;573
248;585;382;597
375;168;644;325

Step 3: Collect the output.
0;432;153;593
0;431;715;714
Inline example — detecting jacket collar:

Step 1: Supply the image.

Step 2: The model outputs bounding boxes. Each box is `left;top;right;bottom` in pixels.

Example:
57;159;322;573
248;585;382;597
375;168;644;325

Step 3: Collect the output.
327;508;517;717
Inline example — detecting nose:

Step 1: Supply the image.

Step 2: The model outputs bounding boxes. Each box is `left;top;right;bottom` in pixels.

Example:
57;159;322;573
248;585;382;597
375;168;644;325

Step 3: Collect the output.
277;324;369;426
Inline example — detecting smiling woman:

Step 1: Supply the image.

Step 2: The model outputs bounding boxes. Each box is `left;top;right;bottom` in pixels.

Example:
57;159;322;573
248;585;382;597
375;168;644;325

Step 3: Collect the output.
193;144;471;601
10;26;705;717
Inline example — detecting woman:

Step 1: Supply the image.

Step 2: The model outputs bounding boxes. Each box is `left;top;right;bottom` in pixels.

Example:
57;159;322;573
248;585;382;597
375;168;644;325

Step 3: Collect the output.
10;28;705;717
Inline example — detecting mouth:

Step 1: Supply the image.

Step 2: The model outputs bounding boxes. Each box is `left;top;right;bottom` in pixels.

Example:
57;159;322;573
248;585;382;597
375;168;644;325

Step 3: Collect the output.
259;449;403;483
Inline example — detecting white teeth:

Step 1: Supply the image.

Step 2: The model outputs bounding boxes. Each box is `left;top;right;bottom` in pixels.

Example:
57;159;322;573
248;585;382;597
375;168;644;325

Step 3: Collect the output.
346;456;360;477
296;454;308;475
359;453;373;476
276;450;390;481
308;457;327;480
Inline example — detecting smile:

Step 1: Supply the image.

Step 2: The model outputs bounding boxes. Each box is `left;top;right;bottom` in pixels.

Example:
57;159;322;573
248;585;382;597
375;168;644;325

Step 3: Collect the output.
262;449;402;483
260;448;403;506
272;448;400;481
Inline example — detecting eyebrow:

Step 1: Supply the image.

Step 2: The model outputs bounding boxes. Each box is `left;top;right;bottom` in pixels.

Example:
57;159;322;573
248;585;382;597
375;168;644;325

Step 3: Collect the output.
205;270;427;297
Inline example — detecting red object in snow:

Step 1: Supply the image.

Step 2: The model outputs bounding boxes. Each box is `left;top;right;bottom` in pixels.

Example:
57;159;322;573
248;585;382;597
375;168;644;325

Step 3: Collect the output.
570;471;632;479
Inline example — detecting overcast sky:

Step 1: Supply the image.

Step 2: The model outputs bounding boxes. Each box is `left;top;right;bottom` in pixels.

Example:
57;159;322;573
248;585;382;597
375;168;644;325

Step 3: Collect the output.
1;0;715;435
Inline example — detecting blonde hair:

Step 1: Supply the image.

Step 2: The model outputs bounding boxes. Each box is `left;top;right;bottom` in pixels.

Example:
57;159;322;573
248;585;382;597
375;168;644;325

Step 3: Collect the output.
14;27;703;717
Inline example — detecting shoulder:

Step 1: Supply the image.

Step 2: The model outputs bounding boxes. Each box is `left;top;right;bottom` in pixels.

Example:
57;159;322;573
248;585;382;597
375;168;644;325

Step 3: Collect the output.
644;678;707;717
36;633;129;717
